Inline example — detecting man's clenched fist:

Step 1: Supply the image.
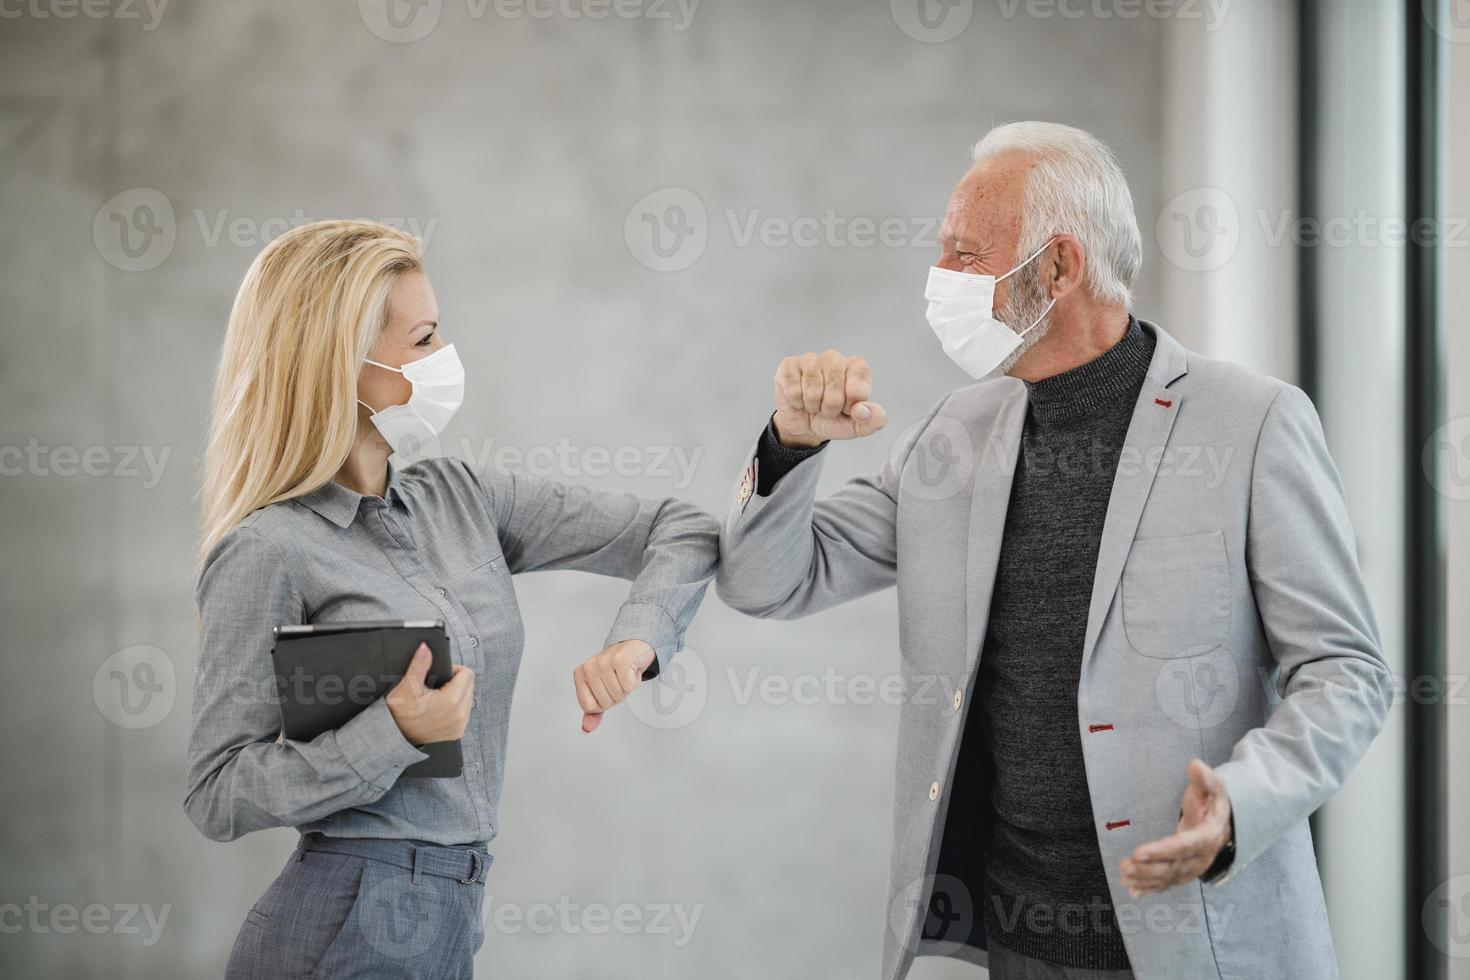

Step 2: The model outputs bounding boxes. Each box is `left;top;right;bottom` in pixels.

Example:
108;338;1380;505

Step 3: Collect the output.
772;349;887;448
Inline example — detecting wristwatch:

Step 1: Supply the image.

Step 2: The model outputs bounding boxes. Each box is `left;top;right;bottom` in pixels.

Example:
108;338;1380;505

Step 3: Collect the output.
1200;814;1237;886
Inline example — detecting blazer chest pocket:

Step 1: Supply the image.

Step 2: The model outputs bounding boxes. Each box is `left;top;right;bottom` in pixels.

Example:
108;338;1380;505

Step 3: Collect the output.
1121;530;1231;659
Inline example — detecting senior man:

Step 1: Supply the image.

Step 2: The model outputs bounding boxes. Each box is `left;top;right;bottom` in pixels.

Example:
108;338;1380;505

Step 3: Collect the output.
716;121;1391;980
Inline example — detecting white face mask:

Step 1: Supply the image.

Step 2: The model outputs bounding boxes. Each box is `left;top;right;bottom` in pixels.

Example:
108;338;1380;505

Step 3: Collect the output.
357;343;465;458
924;238;1057;379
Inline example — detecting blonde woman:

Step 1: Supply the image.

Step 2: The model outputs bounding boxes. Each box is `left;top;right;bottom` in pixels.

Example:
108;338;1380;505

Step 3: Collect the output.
185;220;718;979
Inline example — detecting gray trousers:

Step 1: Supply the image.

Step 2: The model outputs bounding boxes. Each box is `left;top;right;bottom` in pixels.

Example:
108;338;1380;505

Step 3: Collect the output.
226;834;491;979
987;941;1136;980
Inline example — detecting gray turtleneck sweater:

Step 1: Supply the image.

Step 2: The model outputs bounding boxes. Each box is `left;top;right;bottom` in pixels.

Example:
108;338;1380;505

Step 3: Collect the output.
971;317;1153;969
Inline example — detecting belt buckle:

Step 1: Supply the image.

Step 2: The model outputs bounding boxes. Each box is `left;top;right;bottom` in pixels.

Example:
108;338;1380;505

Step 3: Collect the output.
460;850;484;884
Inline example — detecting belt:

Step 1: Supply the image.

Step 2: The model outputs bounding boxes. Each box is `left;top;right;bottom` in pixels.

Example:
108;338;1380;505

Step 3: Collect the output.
296;833;492;885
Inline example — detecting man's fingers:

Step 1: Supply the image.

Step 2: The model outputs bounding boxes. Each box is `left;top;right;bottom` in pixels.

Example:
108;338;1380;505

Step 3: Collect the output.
1190;760;1227;807
1133;826;1213;865
844;357;871;410
774;359;805;413
582;710;602;734
852;400;887;436
819;351;847;418
799;353;824;414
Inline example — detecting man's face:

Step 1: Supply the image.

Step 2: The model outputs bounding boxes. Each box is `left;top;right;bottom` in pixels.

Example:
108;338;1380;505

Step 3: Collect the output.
935;151;1057;374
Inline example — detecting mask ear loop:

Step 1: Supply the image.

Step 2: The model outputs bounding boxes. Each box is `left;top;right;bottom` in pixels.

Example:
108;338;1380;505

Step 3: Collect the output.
996;237;1060;341
995;236;1059;284
357;357;403;416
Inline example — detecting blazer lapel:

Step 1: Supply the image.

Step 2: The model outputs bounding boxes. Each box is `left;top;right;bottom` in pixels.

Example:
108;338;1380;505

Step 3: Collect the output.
1079;322;1190;673
963;381;1028;669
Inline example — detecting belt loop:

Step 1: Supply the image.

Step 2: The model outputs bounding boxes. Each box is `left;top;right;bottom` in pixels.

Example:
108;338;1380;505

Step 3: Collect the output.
293;837;308;863
411;846;423;885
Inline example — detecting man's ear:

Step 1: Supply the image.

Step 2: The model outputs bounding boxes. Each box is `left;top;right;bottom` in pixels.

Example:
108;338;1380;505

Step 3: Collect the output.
1049;235;1087;299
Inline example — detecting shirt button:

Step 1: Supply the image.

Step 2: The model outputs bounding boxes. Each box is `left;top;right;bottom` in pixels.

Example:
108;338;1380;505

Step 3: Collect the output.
436;588;446;598
469;636;479;647
928;782;940;801
953;689;962;711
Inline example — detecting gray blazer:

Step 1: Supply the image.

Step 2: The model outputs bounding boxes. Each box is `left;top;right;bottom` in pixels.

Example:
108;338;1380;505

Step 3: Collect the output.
716;321;1391;980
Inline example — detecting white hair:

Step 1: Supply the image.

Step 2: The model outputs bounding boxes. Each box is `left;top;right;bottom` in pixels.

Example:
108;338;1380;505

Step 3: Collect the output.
972;121;1142;308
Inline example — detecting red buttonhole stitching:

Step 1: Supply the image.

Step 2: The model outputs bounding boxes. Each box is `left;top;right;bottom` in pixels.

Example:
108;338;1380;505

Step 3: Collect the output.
1106;819;1132;830
1088;724;1114;733
1155;398;1173;408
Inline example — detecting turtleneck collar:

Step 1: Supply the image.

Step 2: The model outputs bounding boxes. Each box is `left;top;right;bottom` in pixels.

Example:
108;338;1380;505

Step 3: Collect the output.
1023;316;1154;427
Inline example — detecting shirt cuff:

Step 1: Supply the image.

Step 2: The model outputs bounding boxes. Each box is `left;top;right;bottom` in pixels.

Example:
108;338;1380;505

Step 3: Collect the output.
755;415;826;496
604;600;680;680
336;698;430;791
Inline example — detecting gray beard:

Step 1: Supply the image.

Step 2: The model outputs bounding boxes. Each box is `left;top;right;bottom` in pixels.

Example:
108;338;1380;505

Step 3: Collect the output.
995;282;1054;376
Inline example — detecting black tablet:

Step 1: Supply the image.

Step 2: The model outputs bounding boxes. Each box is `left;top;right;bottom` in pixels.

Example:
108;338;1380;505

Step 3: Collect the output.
270;619;463;779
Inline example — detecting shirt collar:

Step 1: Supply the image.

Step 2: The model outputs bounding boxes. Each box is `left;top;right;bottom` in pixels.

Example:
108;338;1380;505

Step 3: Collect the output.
296;460;412;529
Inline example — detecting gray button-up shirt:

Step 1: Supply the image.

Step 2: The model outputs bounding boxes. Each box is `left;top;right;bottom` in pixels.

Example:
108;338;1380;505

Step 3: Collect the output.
185;458;718;846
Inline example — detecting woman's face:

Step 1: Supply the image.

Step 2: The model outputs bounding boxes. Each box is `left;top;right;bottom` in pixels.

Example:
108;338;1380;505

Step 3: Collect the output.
358;270;442;413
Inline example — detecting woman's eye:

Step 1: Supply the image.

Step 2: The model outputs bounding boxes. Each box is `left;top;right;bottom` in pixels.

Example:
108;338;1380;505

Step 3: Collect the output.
415;334;434;347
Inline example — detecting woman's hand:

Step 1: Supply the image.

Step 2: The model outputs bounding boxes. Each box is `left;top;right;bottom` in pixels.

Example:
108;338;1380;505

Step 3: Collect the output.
574;639;656;733
386;643;475;745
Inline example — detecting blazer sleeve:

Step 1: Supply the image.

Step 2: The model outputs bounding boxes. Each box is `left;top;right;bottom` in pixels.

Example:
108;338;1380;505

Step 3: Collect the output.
716;396;950;620
1213;383;1394;872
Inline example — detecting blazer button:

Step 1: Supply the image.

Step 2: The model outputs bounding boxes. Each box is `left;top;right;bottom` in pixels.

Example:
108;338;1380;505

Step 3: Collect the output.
929;782;940;801
953;689;962;711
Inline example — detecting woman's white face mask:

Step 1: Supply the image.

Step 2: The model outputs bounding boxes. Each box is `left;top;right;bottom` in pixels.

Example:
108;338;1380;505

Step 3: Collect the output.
923;237;1057;379
357;344;465;458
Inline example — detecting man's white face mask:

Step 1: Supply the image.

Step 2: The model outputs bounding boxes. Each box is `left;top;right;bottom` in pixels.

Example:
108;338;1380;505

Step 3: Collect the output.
923;237;1057;379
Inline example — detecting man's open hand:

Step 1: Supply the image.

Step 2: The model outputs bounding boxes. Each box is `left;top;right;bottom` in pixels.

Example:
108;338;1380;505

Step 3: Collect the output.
1120;759;1233;897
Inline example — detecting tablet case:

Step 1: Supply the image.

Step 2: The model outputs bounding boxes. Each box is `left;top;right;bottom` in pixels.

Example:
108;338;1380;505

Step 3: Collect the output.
270;620;463;779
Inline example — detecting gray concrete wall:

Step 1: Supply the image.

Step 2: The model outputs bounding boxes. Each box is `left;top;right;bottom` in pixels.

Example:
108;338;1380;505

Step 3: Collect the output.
0;1;1167;977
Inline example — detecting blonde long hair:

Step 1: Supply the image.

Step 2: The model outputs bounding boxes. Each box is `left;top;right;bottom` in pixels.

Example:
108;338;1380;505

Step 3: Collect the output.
198;219;422;569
